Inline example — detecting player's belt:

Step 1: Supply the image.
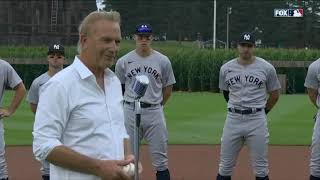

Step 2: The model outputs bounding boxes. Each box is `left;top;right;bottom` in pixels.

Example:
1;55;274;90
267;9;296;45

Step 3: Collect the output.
228;108;262;114
123;101;159;108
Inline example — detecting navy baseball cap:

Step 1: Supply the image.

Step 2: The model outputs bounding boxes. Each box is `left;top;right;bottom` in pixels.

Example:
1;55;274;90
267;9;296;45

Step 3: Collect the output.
135;23;152;35
48;43;65;55
238;32;255;45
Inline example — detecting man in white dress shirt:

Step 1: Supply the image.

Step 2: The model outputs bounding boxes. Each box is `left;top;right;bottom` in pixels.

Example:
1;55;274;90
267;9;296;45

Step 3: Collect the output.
33;10;134;180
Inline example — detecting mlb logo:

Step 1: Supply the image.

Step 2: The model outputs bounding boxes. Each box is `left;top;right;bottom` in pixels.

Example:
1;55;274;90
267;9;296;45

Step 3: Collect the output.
292;8;303;17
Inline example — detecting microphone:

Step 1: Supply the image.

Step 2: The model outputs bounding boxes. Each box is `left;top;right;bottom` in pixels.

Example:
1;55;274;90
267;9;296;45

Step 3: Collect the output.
132;75;149;99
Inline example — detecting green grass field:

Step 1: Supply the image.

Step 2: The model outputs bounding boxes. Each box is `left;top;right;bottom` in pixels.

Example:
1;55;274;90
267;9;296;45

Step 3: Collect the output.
1;91;316;145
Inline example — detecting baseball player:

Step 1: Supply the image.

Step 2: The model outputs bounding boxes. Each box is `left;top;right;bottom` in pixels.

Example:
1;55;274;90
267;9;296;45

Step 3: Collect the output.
217;32;281;180
304;58;320;180
0;59;26;180
115;23;176;180
27;43;65;180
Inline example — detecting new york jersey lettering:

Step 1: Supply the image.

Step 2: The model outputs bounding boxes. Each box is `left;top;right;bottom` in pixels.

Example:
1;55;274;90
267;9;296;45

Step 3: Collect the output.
127;67;141;79
225;75;241;86
126;65;160;80
225;74;263;88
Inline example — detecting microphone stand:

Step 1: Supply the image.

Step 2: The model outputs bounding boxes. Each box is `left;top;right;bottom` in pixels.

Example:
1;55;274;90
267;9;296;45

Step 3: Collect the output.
131;74;149;180
134;98;141;180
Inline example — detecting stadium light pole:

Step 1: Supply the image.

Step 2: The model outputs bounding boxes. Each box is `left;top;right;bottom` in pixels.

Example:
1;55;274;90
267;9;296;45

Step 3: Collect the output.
226;7;232;49
213;0;216;49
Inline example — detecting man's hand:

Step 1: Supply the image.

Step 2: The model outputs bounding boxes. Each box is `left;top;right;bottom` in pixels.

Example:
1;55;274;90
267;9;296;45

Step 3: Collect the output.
95;159;131;180
124;154;134;163
0;108;12;118
124;154;143;174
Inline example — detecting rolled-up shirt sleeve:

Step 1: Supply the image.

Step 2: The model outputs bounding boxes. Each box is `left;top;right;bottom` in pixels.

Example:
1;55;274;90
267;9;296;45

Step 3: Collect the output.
32;80;69;161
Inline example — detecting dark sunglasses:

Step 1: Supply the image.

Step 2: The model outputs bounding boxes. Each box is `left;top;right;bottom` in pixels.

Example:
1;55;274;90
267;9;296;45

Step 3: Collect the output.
137;35;151;40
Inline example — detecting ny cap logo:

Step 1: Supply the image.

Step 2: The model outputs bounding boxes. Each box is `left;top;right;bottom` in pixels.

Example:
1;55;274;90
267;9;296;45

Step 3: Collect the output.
53;44;60;50
244;34;250;40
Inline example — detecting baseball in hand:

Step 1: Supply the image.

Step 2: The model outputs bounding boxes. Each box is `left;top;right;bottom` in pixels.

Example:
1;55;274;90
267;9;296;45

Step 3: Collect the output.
122;163;135;176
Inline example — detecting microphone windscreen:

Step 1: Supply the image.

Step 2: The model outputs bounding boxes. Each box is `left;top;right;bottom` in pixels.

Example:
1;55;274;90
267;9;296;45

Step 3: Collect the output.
132;75;149;98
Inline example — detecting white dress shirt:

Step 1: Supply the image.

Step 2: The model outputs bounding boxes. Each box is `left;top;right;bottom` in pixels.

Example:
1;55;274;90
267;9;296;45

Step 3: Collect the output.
33;56;128;180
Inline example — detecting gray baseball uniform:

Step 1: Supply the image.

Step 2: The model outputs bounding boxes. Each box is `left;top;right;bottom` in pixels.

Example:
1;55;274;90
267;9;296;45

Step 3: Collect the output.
218;57;281;177
27;72;51;176
304;58;320;178
115;50;175;171
27;72;51;104
0;59;22;179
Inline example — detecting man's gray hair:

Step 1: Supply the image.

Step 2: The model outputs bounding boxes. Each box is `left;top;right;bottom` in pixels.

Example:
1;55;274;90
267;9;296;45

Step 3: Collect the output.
77;10;121;53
